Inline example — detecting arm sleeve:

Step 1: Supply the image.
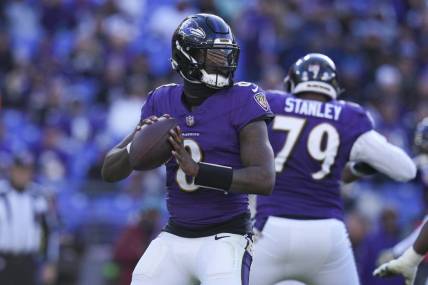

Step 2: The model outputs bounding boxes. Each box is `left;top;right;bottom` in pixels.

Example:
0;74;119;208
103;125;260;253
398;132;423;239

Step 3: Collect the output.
349;130;417;181
393;215;428;257
232;84;274;131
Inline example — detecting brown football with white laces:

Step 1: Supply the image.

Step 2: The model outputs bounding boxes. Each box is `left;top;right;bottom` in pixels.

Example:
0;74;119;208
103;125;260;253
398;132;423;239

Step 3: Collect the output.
129;116;178;170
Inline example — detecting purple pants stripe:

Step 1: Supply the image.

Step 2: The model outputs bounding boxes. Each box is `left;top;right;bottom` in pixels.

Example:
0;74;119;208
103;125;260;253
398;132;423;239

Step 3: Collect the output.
241;250;252;285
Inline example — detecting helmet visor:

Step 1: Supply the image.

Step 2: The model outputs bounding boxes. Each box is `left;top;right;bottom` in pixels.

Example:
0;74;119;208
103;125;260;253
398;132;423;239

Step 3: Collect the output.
190;47;239;77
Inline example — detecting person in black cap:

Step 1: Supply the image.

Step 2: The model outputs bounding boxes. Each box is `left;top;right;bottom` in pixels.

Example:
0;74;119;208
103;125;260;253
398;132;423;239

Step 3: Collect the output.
0;152;59;285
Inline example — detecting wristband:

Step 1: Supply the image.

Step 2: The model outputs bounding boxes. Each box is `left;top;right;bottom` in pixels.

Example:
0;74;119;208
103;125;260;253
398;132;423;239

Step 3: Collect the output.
126;142;132;154
349;161;377;177
194;162;233;193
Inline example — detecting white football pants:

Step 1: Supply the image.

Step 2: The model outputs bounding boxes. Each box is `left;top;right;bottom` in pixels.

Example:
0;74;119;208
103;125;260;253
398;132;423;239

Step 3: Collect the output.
131;231;253;285
250;217;360;285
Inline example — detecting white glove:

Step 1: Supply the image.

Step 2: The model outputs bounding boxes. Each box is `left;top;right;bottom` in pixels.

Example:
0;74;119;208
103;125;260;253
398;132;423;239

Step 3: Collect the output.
373;247;423;285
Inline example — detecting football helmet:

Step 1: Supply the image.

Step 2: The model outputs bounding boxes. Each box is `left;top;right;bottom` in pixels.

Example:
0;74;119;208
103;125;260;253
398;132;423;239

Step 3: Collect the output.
171;14;240;89
284;53;342;99
414;117;428;154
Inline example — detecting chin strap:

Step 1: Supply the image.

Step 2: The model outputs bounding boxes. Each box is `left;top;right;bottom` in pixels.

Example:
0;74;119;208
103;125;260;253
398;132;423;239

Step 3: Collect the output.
180;70;202;84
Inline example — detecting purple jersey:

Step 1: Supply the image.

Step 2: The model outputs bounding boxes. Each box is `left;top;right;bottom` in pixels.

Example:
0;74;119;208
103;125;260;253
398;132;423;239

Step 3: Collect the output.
255;91;373;229
141;82;272;229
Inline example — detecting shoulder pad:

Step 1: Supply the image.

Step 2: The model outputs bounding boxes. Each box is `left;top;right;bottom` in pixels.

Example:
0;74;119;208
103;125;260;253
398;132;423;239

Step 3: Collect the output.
338;100;369;114
151;83;180;96
148;83;181;100
154;83;179;92
342;101;375;126
338;100;363;109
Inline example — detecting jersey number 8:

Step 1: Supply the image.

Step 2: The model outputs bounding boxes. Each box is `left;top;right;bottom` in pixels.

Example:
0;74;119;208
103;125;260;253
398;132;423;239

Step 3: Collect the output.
176;139;203;191
273;115;340;180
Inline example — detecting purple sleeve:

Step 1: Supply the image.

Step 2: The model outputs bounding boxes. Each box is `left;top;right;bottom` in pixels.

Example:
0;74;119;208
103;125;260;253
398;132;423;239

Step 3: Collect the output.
232;83;274;131
348;103;374;141
340;102;375;161
140;91;155;123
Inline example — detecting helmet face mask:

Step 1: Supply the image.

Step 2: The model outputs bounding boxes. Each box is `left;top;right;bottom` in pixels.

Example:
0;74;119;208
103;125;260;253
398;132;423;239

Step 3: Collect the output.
285;53;342;99
171;14;240;89
192;46;239;88
202;48;238;77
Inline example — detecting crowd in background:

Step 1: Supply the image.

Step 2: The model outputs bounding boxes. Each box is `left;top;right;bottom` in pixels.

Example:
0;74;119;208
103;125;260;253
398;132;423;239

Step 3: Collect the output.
1;0;428;284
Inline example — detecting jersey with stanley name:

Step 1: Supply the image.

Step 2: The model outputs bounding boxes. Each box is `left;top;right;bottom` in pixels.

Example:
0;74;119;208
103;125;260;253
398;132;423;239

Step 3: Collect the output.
140;82;272;229
255;90;373;229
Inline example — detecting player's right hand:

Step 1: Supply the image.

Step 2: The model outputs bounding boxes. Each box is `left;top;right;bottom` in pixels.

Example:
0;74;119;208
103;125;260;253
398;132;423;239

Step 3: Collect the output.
169;126;199;177
373;252;419;285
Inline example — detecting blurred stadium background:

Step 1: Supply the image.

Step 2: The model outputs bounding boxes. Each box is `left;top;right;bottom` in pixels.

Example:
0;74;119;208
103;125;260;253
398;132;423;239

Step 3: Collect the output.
1;0;428;284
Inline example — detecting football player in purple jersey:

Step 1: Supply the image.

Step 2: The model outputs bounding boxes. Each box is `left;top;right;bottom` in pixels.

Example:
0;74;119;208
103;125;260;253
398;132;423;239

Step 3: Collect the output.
101;14;275;285
250;53;416;285
374;220;428;285
374;117;428;285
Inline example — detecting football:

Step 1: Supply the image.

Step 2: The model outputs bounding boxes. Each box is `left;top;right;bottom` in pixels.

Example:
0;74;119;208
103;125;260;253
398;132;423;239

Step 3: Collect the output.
129;116;178;170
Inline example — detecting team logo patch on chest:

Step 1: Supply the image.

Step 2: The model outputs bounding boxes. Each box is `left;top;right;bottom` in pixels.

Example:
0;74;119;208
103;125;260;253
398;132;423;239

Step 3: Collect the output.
254;93;270;112
186;115;195;127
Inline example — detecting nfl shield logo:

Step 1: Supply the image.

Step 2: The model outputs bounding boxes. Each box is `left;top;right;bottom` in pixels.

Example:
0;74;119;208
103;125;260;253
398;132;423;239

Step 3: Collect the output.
186;115;195;127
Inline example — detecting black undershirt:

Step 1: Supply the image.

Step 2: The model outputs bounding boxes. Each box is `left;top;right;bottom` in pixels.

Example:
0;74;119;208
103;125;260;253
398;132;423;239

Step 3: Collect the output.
182;81;219;109
164;211;252;238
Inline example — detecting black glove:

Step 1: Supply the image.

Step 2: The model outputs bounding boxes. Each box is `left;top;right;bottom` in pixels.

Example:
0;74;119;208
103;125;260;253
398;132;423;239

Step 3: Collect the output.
350;161;378;177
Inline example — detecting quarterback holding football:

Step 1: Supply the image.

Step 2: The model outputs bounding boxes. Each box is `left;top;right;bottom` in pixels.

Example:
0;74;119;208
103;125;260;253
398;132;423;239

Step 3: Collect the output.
102;14;275;285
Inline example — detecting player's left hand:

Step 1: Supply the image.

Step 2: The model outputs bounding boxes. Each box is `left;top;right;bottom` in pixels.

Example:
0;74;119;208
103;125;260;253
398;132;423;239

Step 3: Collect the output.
169;126;199;177
373;257;417;285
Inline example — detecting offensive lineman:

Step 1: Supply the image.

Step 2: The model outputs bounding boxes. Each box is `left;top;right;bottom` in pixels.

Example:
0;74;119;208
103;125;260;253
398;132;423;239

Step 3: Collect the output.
250;53;416;285
102;14;275;285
